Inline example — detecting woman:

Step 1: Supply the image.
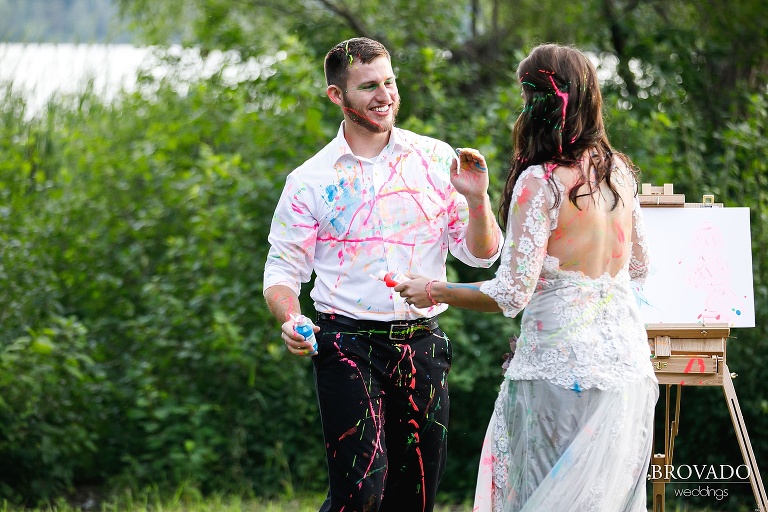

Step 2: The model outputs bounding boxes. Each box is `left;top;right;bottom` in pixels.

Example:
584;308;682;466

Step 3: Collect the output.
397;43;658;511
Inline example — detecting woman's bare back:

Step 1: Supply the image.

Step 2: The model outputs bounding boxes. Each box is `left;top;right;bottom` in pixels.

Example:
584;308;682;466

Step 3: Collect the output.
548;160;636;279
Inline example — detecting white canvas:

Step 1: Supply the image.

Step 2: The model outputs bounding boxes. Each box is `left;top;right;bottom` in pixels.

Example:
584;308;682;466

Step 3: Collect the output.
638;207;755;328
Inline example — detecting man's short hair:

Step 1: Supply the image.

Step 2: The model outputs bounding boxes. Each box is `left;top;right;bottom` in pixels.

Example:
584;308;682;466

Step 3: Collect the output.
324;37;391;89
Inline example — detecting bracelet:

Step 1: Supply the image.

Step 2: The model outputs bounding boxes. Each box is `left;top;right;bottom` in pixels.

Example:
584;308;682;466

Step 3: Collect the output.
426;280;439;306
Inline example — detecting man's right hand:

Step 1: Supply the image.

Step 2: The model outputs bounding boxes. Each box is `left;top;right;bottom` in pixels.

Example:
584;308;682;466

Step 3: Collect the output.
282;318;319;357
264;285;318;357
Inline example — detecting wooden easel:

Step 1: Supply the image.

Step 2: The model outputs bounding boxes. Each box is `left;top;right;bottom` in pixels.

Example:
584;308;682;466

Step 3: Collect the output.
641;184;767;512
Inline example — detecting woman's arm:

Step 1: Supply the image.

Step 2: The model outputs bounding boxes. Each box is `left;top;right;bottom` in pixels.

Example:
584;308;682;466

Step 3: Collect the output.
395;278;502;312
397;166;557;316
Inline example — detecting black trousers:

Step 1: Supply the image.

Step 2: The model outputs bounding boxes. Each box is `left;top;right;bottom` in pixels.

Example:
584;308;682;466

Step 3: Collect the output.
313;316;452;512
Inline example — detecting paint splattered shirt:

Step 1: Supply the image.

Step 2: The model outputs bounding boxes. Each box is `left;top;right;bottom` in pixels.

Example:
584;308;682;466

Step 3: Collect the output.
479;165;656;390
264;123;502;321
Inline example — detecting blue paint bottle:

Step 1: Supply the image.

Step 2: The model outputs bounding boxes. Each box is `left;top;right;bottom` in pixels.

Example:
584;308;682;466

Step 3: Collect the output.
291;314;318;355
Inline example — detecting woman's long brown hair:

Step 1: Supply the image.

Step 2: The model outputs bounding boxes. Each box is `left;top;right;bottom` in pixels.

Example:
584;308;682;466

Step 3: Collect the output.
499;44;638;229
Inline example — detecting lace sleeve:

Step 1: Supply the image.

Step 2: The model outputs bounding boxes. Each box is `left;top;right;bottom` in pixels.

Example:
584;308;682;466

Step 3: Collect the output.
480;167;555;317
629;194;650;283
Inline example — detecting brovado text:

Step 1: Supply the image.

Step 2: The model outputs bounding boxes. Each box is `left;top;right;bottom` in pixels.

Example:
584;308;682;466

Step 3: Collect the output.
649;464;751;481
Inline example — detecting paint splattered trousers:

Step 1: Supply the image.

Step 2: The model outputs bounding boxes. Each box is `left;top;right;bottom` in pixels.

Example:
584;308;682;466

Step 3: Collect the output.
313;315;452;512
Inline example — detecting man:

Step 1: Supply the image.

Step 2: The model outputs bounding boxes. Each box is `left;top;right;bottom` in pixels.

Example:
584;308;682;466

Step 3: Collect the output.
263;37;502;512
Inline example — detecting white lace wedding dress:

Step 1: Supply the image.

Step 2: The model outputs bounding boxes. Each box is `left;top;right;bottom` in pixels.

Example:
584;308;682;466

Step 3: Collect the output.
474;164;659;512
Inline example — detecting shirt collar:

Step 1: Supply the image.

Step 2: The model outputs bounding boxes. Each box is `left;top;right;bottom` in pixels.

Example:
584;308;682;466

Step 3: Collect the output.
331;122;403;164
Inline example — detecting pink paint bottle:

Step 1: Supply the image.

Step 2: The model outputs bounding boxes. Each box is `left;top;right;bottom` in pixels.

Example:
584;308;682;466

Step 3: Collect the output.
374;270;408;287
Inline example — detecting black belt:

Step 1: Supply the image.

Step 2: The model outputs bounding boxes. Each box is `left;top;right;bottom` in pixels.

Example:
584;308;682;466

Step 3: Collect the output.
317;313;439;341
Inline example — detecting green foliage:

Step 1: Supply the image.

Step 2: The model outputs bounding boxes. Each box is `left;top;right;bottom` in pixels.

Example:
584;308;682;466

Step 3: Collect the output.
0;316;103;502
0;39;333;504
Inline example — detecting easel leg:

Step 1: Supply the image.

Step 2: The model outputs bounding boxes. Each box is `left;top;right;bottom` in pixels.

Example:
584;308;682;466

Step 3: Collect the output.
652;481;665;512
722;364;768;512
650;384;681;512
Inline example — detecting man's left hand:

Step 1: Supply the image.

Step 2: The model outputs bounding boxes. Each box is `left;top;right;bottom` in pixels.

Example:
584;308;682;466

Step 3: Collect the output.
451;147;490;201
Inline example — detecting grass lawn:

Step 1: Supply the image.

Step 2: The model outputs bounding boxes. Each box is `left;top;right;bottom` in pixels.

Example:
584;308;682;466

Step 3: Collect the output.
1;493;472;512
0;491;736;511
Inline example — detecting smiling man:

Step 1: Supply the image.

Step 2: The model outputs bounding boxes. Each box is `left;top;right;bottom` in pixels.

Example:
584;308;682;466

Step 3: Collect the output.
326;43;400;144
263;37;502;512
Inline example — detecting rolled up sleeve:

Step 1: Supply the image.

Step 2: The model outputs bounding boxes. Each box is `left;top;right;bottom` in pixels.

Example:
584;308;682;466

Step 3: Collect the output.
263;174;318;294
446;188;503;268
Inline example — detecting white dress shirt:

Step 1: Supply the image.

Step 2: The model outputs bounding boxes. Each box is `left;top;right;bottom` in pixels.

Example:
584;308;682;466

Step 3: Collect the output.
264;123;502;321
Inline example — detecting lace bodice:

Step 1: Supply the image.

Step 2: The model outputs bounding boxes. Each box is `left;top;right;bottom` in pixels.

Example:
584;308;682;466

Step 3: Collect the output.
479;165;656;390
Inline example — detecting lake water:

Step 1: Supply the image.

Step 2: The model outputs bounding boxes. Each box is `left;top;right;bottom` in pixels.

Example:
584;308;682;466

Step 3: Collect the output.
0;43;269;116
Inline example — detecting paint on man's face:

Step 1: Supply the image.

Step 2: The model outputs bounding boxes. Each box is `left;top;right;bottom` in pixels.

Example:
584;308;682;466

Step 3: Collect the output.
341;90;400;134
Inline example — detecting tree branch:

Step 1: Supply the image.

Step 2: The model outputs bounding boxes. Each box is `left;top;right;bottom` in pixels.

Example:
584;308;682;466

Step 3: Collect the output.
314;0;374;40
602;0;639;97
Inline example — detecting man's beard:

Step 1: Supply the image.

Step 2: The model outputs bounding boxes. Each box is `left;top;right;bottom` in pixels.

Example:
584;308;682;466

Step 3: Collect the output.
342;95;399;133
